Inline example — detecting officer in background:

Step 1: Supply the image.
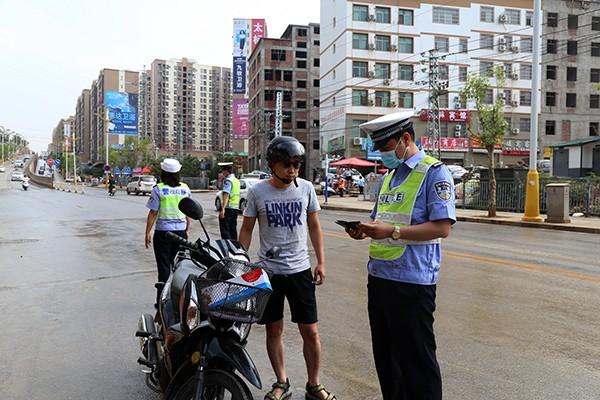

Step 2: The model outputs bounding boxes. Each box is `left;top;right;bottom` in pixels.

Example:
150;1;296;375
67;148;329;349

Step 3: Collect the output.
218;162;241;240
345;111;456;400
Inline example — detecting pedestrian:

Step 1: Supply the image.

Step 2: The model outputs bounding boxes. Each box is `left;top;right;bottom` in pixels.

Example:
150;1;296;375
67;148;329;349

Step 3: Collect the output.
144;158;191;306
336;176;345;197
345;111;456;400
357;175;365;195
239;136;336;400
218;162;241;240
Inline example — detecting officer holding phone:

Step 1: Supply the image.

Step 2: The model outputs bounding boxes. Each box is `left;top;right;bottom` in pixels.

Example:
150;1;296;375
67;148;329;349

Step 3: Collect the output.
345;111;455;400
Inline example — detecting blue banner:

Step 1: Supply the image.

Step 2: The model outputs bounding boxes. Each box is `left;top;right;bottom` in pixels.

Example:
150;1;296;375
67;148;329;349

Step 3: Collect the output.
233;57;246;94
123;166;132;175
105;91;138;135
364;139;382;161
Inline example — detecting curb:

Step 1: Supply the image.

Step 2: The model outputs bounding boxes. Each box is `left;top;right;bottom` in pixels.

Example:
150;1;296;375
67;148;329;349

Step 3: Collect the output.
320;204;600;235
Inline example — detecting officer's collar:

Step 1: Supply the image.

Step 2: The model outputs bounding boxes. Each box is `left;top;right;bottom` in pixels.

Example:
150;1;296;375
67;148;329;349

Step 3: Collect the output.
403;150;425;170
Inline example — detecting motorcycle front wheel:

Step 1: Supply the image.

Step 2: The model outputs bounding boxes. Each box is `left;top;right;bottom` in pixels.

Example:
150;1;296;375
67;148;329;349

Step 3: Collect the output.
172;369;251;400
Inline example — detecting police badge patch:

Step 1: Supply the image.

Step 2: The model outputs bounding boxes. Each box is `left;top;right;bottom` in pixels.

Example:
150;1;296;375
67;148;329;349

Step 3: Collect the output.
434;181;452;201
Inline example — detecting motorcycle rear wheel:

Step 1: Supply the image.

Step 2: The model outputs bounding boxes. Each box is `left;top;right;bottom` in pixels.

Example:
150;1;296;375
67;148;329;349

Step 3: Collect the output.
172;369;251;400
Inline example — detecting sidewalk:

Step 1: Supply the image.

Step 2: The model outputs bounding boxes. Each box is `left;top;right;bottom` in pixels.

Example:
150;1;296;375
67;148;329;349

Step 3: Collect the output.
320;195;600;234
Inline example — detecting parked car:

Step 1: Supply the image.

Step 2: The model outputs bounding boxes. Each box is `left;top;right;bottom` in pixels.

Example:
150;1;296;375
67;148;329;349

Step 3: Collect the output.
215;178;260;211
13;160;23;168
454;179;480;206
11;171;24;181
537;159;551;174
126;175;157;195
447;165;469;182
0;166;5;173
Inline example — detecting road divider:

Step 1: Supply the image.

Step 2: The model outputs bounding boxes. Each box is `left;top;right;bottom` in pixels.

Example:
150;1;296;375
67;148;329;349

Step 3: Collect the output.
53;182;85;194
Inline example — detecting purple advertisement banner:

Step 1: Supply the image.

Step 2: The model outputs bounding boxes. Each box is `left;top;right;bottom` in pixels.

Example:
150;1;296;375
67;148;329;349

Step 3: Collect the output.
233;57;246;94
232;98;249;139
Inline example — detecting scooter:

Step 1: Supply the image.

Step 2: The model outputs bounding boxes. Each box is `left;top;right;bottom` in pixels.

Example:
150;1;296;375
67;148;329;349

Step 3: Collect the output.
136;197;276;400
22;180;29;191
108;184;116;196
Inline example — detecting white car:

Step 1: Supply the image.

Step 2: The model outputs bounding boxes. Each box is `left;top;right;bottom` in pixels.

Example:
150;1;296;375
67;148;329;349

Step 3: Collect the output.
126;175;157;195
215;178;260;211
0;166;5;173
447;165;468;181
11;171;24;181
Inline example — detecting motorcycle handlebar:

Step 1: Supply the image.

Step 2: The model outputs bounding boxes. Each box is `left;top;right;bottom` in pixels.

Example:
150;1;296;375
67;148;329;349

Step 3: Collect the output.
165;231;198;251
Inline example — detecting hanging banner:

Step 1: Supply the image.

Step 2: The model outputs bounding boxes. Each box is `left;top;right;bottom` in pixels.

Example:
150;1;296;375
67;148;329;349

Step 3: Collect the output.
233;57;246;94
233;19;250;58
63;123;71;137
105;91;138;135
232;98;249;139
251;19;266;51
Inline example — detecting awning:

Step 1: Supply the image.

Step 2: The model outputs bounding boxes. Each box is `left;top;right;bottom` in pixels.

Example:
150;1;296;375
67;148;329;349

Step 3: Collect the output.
329;157;378;168
551;137;600;147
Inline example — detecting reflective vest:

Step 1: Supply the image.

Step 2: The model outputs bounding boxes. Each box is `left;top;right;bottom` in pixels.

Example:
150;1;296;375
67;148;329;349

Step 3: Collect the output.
369;156;442;261
157;183;190;223
224;176;241;210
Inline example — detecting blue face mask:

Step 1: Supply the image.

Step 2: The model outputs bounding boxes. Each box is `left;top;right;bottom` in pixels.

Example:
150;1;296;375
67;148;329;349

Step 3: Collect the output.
380;141;408;169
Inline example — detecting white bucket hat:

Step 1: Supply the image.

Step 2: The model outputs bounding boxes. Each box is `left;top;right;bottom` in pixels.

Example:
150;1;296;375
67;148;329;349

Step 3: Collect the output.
160;158;182;173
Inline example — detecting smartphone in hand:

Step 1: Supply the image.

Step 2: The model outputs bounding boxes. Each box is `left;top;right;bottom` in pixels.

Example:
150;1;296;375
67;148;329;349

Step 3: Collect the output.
335;220;361;230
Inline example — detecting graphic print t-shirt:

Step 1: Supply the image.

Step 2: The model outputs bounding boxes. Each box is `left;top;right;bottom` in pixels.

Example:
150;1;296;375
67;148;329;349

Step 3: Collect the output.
243;179;320;275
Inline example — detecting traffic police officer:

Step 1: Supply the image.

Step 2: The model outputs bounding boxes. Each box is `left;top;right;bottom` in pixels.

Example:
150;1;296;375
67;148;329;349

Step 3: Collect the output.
346;111;456;400
218;162;241;240
145;158;191;304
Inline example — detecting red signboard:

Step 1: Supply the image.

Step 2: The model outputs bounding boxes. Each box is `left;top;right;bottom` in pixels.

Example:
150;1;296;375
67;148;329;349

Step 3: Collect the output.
421;136;528;153
251;19;266;51
419;109;472;123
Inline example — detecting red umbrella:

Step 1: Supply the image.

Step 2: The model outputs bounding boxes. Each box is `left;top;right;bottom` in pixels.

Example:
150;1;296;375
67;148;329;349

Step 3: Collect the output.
329;157;378;168
141;165;151;174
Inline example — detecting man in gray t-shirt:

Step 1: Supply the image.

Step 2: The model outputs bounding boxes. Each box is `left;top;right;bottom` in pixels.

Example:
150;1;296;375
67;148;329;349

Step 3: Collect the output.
239;137;336;400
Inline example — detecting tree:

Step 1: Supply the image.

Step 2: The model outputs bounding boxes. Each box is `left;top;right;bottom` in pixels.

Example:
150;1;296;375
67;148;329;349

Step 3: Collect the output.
460;66;509;217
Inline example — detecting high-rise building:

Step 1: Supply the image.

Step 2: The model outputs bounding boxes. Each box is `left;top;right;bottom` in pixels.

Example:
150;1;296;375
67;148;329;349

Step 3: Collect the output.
148;58;231;158
138;68;153;144
75;89;91;162
248;23;321;179
50;116;74;156
320;0;534;165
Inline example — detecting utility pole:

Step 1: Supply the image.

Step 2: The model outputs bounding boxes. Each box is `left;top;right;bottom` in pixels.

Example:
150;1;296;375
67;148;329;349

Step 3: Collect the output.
421;49;447;160
522;0;543;222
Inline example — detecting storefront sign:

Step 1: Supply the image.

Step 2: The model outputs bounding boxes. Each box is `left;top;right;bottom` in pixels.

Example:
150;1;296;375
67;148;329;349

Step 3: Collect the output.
419;109;472;122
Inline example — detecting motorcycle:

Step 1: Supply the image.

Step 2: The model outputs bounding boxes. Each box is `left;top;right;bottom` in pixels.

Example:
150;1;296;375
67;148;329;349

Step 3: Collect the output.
22;180;29;191
136;197;276;400
108;184;116;196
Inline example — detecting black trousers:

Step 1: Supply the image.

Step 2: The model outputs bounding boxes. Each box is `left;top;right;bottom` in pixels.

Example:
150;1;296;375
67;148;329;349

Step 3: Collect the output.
153;230;186;302
367;275;442;400
219;208;239;240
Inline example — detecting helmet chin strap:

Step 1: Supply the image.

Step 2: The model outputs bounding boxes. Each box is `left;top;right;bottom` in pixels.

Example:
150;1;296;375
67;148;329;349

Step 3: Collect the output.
273;171;298;187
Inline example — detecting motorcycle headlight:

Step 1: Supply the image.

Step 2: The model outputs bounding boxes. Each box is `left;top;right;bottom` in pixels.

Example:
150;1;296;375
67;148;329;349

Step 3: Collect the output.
179;277;201;334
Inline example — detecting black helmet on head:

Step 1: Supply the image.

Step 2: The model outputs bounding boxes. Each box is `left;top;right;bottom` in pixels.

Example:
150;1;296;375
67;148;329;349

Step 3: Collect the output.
266;136;305;164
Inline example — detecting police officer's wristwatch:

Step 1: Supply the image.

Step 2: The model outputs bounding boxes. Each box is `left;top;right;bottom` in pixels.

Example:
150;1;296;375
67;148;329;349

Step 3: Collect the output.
391;226;402;240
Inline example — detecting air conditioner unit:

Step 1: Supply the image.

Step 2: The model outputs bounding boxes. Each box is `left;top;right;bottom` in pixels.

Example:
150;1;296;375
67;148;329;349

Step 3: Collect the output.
368;99;374;106
455;125;462;132
353;137;364;146
511;45;519;53
368;14;376;22
391;45;398;52
512;128;520;134
368;43;376;50
497;93;506;100
390;101;396;107
499;14;508;23
510;100;519;107
498;38;507;45
498;44;507;52
511;72;519;80
368;70;375;78
383;79;390;86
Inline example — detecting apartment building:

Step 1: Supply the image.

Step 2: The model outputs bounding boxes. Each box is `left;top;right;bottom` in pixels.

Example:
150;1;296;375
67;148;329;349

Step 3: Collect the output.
138;69;153;143
320;0;534;165
49;116;75;156
247;23;321;179
75;89;91;162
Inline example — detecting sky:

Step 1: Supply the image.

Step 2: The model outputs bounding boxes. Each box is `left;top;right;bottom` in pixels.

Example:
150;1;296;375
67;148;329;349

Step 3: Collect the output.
0;0;320;152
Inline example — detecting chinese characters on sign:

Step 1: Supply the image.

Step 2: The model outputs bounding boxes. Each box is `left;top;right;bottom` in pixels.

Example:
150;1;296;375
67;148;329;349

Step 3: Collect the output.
419;109;472;122
421;136;529;154
233;57;246;94
105;91;138;135
252;19;265;50
232;99;249;139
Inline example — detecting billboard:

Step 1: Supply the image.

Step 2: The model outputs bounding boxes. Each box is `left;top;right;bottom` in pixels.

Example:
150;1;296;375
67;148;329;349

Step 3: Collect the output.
233;57;246;94
233;19;266;58
232;98;249;139
63;123;71;137
105;91;138;135
251;19;266;51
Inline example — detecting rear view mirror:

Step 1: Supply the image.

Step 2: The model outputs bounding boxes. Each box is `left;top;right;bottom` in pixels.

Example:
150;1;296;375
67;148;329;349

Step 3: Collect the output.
179;197;204;220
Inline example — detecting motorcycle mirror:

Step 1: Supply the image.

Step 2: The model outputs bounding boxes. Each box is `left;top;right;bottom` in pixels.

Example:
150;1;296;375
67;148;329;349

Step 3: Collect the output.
265;246;282;259
179;197;204;220
179;276;201;335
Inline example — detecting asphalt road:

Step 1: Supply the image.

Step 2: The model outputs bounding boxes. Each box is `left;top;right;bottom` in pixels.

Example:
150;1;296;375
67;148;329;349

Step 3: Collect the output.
0;181;599;400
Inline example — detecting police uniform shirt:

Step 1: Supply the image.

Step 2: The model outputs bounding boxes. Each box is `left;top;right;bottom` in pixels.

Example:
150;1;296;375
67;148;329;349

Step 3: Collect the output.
222;173;237;209
369;150;456;285
146;185;191;231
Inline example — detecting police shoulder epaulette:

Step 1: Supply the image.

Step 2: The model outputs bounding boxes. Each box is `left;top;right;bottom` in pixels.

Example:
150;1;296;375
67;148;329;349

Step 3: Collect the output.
432;161;444;168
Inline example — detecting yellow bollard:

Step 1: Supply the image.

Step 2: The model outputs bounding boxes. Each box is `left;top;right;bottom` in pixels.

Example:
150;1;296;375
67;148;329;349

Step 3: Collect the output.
522;170;543;222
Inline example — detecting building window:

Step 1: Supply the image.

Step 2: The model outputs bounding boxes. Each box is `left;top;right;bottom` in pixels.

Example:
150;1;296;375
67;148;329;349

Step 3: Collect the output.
297;60;307;68
481;34;494;49
353;5;369;21
313;58;320;67
593;17;600;31
567;67;577;81
283;71;293;81
313;26;320;34
313;99;320;107
547;12;558;27
296;120;307;129
283;91;292;101
398;9;414;25
375;7;391;23
459;38;468;53
520;91;532;106
520;64;532;80
546;92;556;107
333;69;336;79
592;69;600;83
374;63;390;79
353;61;368;78
504;35;513;48
333;17;336;28
353;33;368;49
264;69;274;80
352;89;368;106
375;35;391;51
296;51;307;58
398;37;414;53
505;9;521;25
264;90;274;101
439;93;449;108
459;66;468;82
590;122;599;136
297;28;307;37
313;79;320;87
271;49;286;61
592;42;600;57
547;39;558;54
520;37;532;52
483;89;494;104
591;95;600;108
313;140;319;150
566;93;577;107
526;11;533;26
503;63;513;79
480;6;494;22
480;61;494;75
546;120;556;135
568;14;578;29
503;89;512;102
440;122;449;137
297;80;306;88
314;40;320;46
297;42;307;48
398;92;413;108
432;7;459;24
398;64;413;81
439;65;449;80
434;36;449;52
567;41;578;55
520;118;531;132
375;91;391;107
547;65;557;80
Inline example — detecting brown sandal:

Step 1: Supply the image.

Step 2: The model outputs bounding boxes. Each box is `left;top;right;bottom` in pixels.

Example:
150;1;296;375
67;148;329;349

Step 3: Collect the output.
305;382;337;400
265;378;292;400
